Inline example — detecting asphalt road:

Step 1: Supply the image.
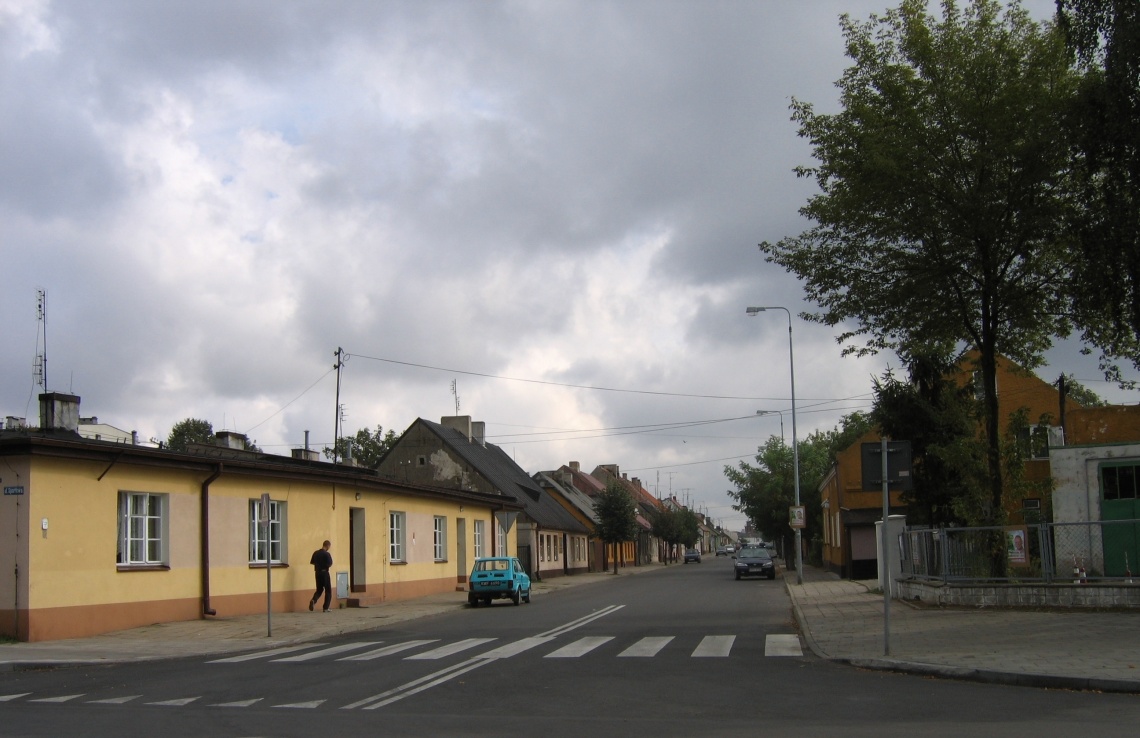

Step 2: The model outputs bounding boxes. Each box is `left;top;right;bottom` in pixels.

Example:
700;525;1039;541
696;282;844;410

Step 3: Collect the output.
2;557;1138;737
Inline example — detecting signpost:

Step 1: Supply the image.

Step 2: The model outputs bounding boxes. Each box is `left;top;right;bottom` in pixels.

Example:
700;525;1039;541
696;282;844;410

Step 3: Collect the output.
261;493;271;637
861;440;913;657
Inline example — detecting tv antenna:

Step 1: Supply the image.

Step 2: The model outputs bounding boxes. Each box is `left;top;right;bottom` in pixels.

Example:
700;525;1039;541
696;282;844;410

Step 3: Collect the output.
450;380;460;415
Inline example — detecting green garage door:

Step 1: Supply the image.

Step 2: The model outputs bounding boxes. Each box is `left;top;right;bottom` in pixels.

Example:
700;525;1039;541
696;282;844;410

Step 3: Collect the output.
1100;463;1140;577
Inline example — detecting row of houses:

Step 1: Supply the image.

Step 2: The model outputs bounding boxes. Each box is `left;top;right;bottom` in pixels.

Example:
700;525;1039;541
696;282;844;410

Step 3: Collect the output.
0;394;721;642
820;353;1140;580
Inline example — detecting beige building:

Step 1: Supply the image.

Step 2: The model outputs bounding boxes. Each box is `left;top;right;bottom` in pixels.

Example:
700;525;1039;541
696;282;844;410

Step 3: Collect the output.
0;393;521;642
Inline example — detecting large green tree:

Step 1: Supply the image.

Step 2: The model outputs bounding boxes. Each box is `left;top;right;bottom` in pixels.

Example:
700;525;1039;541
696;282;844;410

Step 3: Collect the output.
324;425;399;468
1058;0;1140;374
759;0;1079;526
166;418;213;452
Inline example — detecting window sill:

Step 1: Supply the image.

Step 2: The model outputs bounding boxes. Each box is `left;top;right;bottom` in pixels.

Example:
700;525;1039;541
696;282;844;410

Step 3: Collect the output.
117;564;170;572
434;559;448;564
390;560;407;566
248;563;290;569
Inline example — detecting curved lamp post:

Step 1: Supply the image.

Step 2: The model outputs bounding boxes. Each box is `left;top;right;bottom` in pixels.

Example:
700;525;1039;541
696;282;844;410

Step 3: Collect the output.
747;306;803;585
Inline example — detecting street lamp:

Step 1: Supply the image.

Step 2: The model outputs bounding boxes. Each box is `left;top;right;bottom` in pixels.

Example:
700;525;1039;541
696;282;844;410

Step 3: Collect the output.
755;409;785;443
746;306;803;585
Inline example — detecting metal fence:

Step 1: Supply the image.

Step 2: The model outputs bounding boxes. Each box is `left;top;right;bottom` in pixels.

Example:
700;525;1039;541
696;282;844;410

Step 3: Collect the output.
899;519;1140;584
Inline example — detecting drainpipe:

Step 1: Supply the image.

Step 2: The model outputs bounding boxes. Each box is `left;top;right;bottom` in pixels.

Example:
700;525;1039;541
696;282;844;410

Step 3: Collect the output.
201;464;222;617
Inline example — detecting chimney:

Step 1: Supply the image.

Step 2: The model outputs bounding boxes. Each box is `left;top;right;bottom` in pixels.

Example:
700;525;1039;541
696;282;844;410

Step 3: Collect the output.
215;431;248;450
39;392;80;432
472;421;486;446
5;416;26;430
441;415;473;442
292;448;320;462
569;461;580;472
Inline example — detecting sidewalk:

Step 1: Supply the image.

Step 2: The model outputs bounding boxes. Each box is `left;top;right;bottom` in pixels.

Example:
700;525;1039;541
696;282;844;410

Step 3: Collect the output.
787;564;1140;693
0;564;662;669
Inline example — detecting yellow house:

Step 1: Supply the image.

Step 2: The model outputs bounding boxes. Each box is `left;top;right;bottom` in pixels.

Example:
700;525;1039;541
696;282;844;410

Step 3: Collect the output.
0;393;521;642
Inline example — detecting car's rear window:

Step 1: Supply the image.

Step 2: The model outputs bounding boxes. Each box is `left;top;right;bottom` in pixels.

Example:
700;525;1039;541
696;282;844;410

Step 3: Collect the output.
740;547;770;559
474;559;511;572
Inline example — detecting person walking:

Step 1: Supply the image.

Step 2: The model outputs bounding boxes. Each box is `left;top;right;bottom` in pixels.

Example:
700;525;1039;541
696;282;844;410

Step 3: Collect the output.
309;540;333;612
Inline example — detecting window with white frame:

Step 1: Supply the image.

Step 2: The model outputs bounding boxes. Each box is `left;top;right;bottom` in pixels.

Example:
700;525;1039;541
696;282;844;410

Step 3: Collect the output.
555;536;560;561
249;499;286;564
118;492;168;566
473;519;485;558
390;511;406;562
539;534;545;562
433;515;447;561
497;520;507;556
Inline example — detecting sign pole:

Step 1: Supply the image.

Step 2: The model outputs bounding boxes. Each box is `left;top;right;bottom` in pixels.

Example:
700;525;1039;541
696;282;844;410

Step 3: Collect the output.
881;438;891;657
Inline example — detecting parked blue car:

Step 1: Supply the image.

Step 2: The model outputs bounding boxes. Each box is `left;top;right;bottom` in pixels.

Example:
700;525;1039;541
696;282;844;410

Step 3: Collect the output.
468;556;532;606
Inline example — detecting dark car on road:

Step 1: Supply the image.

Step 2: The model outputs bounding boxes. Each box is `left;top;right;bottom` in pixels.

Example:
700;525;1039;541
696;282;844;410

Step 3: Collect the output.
683;548;702;564
734;546;777;580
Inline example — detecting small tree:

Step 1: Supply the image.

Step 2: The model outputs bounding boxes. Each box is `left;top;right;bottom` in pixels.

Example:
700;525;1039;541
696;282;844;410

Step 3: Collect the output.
593;481;640;574
167;418;213;452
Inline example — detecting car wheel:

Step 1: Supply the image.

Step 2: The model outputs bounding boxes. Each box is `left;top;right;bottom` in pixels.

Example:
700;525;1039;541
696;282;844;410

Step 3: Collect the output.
468;594;478;607
511;586;521;606
735;571;741;580
768;571;776;580
523;587;531;603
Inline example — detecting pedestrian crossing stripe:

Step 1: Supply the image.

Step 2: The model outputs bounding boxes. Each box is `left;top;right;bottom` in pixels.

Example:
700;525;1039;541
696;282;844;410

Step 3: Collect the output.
618;636;673;657
545;636;614;658
765;634;803;657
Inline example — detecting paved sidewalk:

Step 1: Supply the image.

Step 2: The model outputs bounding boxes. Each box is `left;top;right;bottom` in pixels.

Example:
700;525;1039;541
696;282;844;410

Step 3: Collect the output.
0;564;662;669
787;565;1140;693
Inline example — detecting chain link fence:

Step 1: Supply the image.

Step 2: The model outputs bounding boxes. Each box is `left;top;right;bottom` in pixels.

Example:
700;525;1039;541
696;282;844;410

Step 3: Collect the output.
900;519;1140;583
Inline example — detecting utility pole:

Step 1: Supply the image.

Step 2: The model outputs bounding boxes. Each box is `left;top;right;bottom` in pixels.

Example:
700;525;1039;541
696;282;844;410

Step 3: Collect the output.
332;348;345;465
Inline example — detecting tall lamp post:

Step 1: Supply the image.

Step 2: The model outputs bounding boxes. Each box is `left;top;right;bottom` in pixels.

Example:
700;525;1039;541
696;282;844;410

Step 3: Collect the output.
747;306;803;585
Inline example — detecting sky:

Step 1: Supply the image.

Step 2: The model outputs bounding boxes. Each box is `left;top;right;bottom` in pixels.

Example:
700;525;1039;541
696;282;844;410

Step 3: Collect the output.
3;0;1135;532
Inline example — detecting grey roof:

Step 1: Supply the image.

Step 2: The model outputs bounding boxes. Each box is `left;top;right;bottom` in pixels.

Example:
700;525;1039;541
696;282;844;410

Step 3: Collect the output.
420;419;589;534
533;471;598;524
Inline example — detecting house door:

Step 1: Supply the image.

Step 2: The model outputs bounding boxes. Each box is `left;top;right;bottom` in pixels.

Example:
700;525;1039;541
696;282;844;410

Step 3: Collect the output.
1101;463;1139;577
350;507;366;593
456;517;467;583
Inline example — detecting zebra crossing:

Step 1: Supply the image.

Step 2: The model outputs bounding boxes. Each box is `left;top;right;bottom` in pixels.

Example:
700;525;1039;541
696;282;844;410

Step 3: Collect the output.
1;634;803;711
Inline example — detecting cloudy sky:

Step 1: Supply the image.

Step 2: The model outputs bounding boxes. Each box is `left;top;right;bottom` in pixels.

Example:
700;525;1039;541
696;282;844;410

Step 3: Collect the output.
3;0;1134;531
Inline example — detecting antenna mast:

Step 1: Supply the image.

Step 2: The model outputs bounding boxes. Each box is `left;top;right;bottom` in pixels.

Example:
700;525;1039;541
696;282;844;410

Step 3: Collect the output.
450;380;460;415
332;348;345;464
33;289;47;390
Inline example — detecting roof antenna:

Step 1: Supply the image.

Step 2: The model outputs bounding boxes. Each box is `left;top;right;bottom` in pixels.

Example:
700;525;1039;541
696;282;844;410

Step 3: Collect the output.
33;289;47;391
451;379;460;416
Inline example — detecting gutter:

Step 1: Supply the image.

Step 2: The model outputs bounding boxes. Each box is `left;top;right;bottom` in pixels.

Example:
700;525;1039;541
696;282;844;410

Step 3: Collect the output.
201;464;222;617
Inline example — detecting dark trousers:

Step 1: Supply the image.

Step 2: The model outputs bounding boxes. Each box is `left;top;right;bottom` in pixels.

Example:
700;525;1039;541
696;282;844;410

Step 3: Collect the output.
312;570;332;610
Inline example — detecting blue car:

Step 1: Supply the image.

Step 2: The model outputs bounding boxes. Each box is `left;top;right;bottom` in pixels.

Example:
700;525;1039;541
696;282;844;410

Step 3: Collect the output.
468;556;532;606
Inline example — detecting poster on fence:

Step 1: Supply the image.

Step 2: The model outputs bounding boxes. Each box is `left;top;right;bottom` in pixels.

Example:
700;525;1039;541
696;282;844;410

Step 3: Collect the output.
1006;527;1029;567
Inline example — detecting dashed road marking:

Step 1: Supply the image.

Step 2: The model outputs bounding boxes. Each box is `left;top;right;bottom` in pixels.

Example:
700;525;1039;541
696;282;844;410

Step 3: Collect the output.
691;635;735;657
618;636;674;658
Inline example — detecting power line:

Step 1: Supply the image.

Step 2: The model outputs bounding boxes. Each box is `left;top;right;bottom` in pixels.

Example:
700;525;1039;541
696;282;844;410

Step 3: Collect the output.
347;351;858;402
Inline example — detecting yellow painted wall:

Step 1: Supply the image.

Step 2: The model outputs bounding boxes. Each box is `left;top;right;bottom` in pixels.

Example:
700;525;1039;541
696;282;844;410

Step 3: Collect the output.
2;449;513;641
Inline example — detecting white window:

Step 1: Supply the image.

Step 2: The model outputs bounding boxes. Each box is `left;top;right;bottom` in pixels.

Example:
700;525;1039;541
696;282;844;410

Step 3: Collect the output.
118;492;168;566
497;520;507;556
473;520;485;558
433;515;447;561
249;499;286;564
555;536;560;562
390;511;406;562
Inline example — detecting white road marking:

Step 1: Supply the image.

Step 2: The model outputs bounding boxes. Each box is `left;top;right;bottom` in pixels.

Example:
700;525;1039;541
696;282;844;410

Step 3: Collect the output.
87;695;141;704
272;642;378;662
764;634;803;657
404;638;496;660
0;693;31;702
476;636;556;659
691;635;735;657
145;697;200;706
618;636;674;658
208;644;325;663
274;700;325;708
211;698;263;707
339;639;439;661
545;636;615;658
28;694;84;703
